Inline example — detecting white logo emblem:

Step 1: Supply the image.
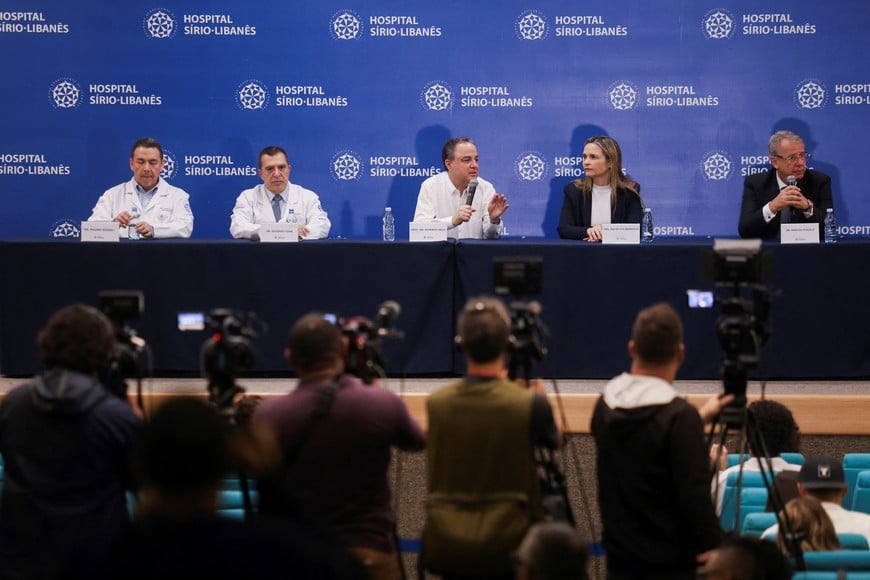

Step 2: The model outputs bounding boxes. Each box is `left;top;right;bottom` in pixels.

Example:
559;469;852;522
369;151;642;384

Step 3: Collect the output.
143;8;177;39
818;464;832;479
703;9;735;40
421;81;454;111
50;220;81;239
331;10;362;40
795;79;827;109
515;152;547;181
608;81;638;111
160;151;177;181
49;78;82;109
703;152;732;181
516;11;547;41
236;80;269;110
331;150;363;181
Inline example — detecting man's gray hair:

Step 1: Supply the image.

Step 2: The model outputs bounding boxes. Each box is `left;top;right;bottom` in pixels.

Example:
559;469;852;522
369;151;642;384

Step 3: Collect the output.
768;130;804;157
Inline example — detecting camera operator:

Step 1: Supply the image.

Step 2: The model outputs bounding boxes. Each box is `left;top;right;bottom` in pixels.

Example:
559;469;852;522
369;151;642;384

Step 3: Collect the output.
253;312;424;580
423;296;559;579
591;302;731;580
0;304;141;579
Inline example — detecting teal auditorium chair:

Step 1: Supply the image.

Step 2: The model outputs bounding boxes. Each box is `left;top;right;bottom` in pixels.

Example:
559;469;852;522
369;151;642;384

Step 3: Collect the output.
742;512;777;537
844;454;870;510
217;478;259;519
801;550;870;572
852;471;870;515
793;573;870;579
781;452;806;466
721;471;771;531
838;534;870;551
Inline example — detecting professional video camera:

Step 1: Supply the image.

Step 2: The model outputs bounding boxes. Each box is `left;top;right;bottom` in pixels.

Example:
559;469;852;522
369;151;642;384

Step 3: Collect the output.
331;300;403;384
99;290;148;399
493;256;549;381
178;309;266;411
699;239;775;408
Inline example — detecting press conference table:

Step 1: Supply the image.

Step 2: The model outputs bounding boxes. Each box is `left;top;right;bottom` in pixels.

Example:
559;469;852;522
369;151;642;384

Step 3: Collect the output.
1;238;868;379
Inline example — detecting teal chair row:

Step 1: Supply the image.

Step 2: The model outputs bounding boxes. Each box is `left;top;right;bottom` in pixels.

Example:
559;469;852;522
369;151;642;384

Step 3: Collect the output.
725;453;805;469
853;471;870;515
721;471;772;531
800;551;870;571
743;513;869;550
793;573;870;579
844;454;870;510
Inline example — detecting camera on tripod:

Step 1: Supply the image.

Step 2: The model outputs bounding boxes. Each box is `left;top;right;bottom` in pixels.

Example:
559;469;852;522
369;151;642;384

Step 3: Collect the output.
493;256;549;381
99;290;147;399
178;309;265;411
327;300;403;385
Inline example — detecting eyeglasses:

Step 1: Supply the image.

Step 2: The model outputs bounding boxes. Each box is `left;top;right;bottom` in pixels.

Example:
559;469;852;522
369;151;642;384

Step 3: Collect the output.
772;151;811;163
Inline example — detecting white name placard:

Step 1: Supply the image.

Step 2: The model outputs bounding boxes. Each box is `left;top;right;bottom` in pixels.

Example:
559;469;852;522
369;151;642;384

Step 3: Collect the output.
260;223;299;243
602;223;640;245
781;223;819;244
80;221;119;242
409;222;448;242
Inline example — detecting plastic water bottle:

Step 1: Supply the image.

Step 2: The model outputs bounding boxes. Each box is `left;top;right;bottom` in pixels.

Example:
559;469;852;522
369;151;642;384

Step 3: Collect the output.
287;208;298;225
382;207;395;242
128;206;140;240
824;207;837;244
641;207;654;243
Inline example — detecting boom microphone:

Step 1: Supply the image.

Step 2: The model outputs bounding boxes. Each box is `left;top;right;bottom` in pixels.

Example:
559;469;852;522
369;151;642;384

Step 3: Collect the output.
465;180;478;205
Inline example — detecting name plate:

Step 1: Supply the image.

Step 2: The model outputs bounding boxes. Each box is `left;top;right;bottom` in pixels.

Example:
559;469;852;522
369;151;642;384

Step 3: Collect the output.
781;223;819;244
602;223;640;245
409;222;448;242
80;221;119;242
260;223;299;243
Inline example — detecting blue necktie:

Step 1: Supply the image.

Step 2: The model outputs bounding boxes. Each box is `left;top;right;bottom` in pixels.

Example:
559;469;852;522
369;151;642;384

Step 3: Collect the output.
272;195;282;222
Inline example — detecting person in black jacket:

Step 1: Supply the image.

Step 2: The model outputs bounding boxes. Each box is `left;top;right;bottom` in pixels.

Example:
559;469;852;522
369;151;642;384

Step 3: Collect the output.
738;130;832;239
591;302;731;579
557;135;643;241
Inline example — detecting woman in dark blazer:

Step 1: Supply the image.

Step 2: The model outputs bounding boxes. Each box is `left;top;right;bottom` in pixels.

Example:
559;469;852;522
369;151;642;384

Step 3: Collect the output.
557;135;643;241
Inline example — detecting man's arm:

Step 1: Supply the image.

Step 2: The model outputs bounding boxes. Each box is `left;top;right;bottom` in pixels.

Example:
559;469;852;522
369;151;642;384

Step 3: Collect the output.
302;194;330;240
151;189;194;239
480;189;506;239
806;171;833;224
738;175;771;238
413;179;457;229
229;189;260;240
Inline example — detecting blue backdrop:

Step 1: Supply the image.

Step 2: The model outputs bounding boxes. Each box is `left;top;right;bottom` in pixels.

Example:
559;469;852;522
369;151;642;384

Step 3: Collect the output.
2;1;868;240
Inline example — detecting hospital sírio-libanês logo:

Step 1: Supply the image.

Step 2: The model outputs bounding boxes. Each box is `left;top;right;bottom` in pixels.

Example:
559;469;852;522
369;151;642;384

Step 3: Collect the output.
236;80;269;110
160;150;177;181
608;81;638;111
49;78;82;109
702;9;735;40
702;151;732;181
143;8;177;39
421;81;454;111
515;152;547;181
50;220;80;239
515;11;547;40
331;10;362;40
794;79;827;109
331;150;363;181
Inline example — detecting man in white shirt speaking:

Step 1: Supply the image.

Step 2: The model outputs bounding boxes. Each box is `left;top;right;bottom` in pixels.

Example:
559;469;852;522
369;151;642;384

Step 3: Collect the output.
413;137;508;239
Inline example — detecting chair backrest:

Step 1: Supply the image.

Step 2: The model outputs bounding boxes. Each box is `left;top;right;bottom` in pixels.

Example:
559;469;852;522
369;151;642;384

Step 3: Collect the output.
852;470;870;515
781;452;806;466
720;471;771;531
793;573;870;580
742;511;777;538
843;454;870;510
726;453;751;469
803;550;870;571
837;533;870;551
737;488;769;532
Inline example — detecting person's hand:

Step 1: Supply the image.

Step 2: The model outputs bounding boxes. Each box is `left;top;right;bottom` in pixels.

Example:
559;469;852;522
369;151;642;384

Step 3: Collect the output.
583;224;603;242
297;225;310;239
452;204;475;226
114;210;133;227
772;185;809;212
698;392;734;425
709;444;728;471
133;221;154;238
488;193;509;222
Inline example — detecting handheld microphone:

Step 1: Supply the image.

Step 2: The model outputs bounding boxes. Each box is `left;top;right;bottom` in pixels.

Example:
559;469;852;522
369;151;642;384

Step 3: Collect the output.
376;300;401;328
786;175;797;188
465;180;478;206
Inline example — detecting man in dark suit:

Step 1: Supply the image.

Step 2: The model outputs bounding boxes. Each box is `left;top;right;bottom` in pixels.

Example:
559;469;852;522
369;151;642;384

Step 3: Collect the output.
738;130;833;239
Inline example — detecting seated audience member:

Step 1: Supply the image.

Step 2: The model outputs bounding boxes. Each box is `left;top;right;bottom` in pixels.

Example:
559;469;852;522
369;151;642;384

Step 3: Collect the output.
69;397;362;579
88;137;194;239
774;496;840;554
413;136;508;239
557;135;642;242
0;304;141;579
230;145;331;240
592;302;728;579
762;455;870;547
514;522;588;580
712;399;801;514
254;313;424;580
738;130;832;239
696;536;792;580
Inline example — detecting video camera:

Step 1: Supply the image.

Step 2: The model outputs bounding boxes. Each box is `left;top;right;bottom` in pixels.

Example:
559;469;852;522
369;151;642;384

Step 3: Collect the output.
99;290;147;399
178;309;265;411
328;300;403;384
493;257;549;381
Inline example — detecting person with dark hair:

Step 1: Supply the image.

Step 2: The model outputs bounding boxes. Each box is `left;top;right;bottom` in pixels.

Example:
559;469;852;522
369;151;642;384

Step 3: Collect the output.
697;536;792;580
591;302;730;579
423;296;559;579
413;136;509;239
712;399;801;514
230;145;330;240
557;135;643;242
88;137;194;238
738;130;832;239
0;304;141;579
253;313;424;580
514;522;588;580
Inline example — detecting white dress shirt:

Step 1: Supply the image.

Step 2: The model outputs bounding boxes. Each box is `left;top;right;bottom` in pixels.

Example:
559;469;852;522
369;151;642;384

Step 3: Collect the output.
412;171;503;239
230;183;330;240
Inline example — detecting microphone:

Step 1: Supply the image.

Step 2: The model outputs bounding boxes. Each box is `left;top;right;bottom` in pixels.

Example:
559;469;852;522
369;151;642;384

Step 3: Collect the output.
375;300;401;330
465;180;478;205
786;175;797;188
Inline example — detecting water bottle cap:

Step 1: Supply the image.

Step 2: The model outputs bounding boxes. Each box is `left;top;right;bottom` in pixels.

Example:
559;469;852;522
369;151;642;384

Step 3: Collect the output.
385;207;392;212
826;208;833;212
644;207;651;212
